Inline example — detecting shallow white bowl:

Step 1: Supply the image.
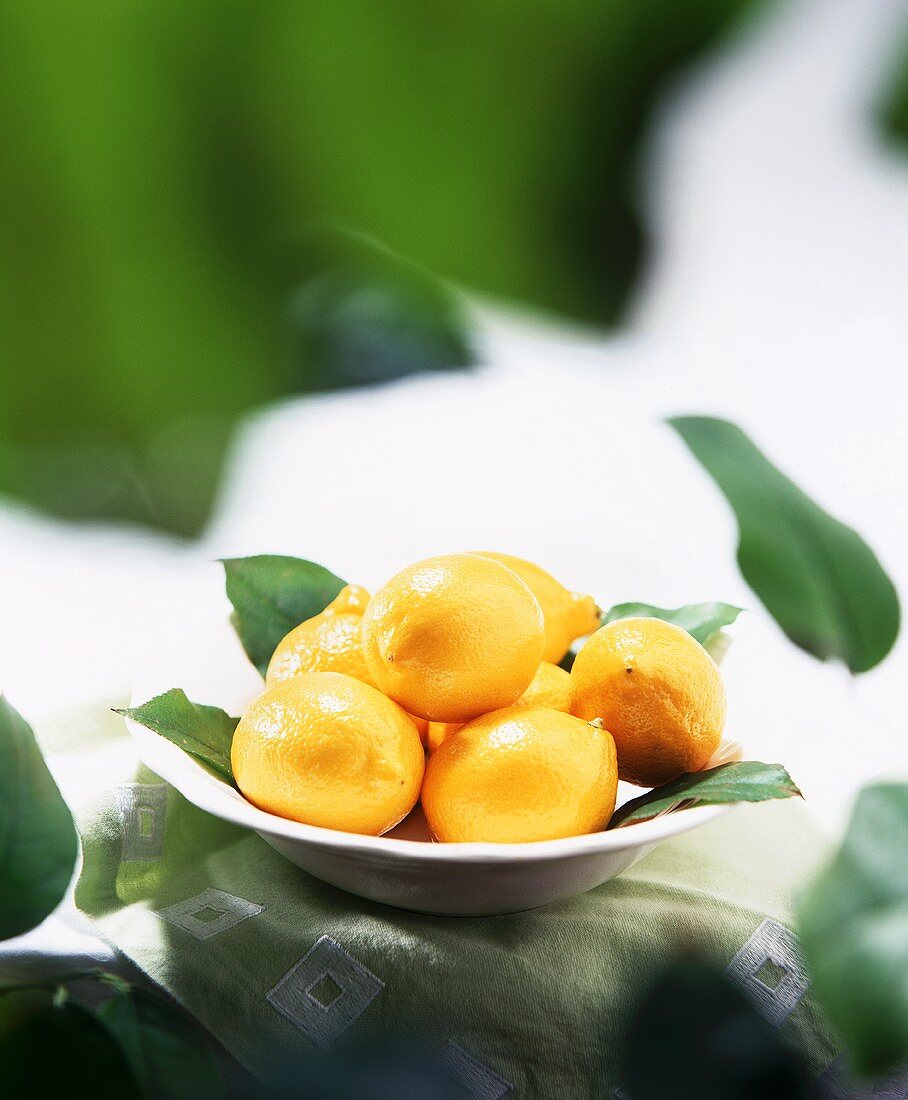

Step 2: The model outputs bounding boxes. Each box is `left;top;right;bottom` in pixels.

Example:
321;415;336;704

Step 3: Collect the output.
126;626;732;916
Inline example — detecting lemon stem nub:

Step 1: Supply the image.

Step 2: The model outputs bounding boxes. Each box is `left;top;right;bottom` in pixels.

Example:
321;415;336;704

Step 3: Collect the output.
589;717;606;730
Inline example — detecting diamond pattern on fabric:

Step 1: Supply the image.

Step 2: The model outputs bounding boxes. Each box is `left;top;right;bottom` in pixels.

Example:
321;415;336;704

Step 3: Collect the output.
266;935;384;1049
114;783;168;862
439;1041;513;1099
726;918;809;1026
158;888;263;941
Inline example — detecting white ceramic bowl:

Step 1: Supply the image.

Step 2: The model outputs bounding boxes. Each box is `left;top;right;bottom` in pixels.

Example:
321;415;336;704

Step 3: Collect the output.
126;625;732;916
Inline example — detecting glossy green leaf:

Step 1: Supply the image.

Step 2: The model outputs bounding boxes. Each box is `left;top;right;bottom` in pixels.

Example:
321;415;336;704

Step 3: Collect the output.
0;1000;138;1097
222;555;346;676
608;760;801;829
0;697;78;941
289;228;476;393
116;690;238;783
99;988;221;1100
669;416;899;673
601;601;743;647
798;783;908;1078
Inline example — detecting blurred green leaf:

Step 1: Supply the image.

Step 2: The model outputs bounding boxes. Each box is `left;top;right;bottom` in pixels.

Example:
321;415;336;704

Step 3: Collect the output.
289;229;475;392
0;988;53;1029
0;697;78;941
116;690;238;783
259;1039;464;1100
880;33;908;150
609;760;801;828
269;0;760;324
0;1;760;535
0;999;138;1096
223;555;346;676
798;783;908;1079
669;416;900;673
624;959;810;1098
98;988;221;1100
601;601;743;647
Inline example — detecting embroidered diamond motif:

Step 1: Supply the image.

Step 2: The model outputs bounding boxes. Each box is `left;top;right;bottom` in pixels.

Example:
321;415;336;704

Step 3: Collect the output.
438;1041;513;1099
158;888;263;941
726;918;809;1026
193;906;225;923
754;956;786;991
267;935;384;1049
114;783;169;862
307;974;343;1009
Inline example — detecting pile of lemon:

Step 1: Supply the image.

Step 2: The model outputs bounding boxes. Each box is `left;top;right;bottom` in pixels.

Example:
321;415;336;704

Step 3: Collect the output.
231;553;726;844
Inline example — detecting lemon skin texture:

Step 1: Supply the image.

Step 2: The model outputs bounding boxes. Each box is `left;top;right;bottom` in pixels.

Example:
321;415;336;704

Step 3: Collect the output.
426;721;461;753
425;663;570;754
361;553;545;723
472;552;600;663
569;617;726;787
422;705;618;843
231;671;424;835
516;660;572;711
265;584;373;687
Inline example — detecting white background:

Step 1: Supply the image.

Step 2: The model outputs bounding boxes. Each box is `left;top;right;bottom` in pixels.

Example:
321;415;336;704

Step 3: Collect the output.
1;0;907;964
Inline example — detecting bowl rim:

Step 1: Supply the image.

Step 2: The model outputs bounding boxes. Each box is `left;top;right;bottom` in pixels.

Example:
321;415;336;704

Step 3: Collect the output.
125;716;732;863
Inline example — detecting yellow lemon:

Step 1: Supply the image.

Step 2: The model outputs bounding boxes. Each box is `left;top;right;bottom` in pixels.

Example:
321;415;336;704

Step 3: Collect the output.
323;584;371;615
265;584;373;687
516;660;572;711
361;553;545;722
411;713;430;747
569;617;726;787
425;663;570;753
231;671;424;835
473;552;600;663
422;705;617;843
426;721;461;753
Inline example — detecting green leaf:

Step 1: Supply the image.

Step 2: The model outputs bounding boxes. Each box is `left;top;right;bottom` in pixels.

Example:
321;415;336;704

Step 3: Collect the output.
98;988;221;1100
222;554;347;676
669;416;900;673
558;649;578;672
0;1000;138;1097
608;760;801;829
288;227;476;393
115;690;238;783
0;697;78;941
625;959;811;1098
797;783;908;1078
563;601;740;671
601;601;743;648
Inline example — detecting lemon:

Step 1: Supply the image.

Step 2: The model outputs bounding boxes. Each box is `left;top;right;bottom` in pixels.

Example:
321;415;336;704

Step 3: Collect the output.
266;584;373;686
361;553;545;722
422;705;617;843
231;671;424;835
516;660;572;711
569;617;726;786
425;662;571;754
473;552;600;663
426;721;461;753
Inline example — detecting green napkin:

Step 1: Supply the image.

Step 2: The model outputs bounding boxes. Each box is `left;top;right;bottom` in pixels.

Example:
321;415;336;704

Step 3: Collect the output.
39;701;839;1097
